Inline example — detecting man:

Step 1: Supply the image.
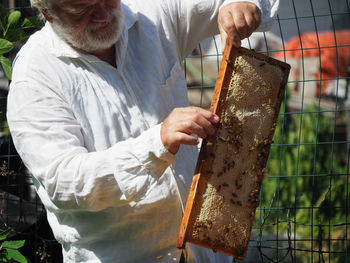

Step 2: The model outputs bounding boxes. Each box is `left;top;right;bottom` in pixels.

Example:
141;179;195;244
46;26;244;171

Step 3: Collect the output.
7;0;279;262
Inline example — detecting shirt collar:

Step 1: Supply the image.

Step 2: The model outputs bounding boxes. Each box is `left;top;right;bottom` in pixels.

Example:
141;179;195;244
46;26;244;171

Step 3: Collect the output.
44;3;137;61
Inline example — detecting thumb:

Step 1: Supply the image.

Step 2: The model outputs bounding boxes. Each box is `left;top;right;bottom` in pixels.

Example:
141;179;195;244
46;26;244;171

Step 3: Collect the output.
219;23;228;54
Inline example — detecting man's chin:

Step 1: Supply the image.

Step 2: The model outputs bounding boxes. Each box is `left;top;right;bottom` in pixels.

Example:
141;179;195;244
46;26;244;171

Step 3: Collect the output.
84;35;120;52
53;19;124;53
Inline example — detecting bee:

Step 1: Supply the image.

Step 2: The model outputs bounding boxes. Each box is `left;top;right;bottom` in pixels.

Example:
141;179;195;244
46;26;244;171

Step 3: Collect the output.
218;136;230;142
255;140;260;148
228;161;235;169
207;141;214;147
235;179;242;189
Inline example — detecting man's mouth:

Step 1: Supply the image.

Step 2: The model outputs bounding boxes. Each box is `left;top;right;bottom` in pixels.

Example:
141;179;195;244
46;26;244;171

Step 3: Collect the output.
91;17;116;33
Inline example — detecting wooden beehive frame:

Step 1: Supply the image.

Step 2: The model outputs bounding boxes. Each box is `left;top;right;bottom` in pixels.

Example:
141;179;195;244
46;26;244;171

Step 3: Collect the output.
177;41;290;259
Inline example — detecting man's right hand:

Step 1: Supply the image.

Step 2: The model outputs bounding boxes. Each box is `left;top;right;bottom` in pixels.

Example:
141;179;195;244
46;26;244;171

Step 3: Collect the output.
160;106;220;154
219;1;261;49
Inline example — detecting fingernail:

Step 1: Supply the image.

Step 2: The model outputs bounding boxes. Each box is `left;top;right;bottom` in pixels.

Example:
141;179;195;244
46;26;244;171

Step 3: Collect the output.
212;115;220;122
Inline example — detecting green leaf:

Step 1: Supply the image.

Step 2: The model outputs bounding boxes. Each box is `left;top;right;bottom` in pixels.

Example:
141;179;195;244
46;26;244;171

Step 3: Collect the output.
21;16;44;29
0;4;7;33
0;55;12;80
0;229;11;241
6;248;27;263
0;39;13;55
7;11;21;28
6;27;26;42
2;240;25;249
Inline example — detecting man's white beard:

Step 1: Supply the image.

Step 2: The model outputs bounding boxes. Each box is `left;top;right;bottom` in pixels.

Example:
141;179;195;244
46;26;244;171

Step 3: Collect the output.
52;6;124;52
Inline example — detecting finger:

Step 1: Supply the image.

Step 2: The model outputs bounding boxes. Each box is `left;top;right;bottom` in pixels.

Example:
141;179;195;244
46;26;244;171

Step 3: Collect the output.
233;11;249;39
163;132;199;155
179;114;215;138
174;132;199;146
219;11;241;47
160;107;220;154
178;108;219;138
185;107;220;124
179;119;209;139
242;14;255;38
219;23;228;53
244;11;261;37
253;10;262;30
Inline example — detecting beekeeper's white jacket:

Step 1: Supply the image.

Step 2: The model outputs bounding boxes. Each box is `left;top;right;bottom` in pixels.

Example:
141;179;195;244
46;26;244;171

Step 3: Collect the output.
7;0;279;262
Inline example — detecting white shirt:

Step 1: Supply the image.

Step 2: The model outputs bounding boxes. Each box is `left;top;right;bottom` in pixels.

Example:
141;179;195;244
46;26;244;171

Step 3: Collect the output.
7;0;279;262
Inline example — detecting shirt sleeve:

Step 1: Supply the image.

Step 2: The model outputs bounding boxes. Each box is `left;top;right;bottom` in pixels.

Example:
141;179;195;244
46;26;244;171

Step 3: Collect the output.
7;80;176;213
162;0;280;60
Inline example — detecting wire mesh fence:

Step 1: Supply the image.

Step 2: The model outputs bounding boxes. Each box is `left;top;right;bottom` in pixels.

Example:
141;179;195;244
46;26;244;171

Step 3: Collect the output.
0;0;349;262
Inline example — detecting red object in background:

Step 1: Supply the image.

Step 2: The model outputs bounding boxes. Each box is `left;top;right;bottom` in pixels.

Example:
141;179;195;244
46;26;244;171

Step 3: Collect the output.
276;30;350;95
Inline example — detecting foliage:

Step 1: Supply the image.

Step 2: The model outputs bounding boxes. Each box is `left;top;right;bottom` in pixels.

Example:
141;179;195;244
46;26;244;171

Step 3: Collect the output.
0;228;27;263
264;100;346;215
255;90;348;261
0;4;43;80
0;6;43;263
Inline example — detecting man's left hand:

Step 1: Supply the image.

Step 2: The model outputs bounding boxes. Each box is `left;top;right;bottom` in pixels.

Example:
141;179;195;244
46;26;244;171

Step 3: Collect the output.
218;1;261;49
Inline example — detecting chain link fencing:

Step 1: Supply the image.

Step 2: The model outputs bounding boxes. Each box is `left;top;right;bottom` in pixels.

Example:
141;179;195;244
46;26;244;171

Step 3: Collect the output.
1;0;349;262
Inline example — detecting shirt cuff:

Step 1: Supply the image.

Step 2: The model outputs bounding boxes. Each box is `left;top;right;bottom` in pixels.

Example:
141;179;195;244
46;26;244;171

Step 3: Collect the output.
127;123;176;173
220;0;263;13
145;123;177;165
110;124;176;202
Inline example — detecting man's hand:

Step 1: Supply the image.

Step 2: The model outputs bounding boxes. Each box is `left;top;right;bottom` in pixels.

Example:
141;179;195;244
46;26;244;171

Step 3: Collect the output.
219;2;261;49
161;106;220;154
